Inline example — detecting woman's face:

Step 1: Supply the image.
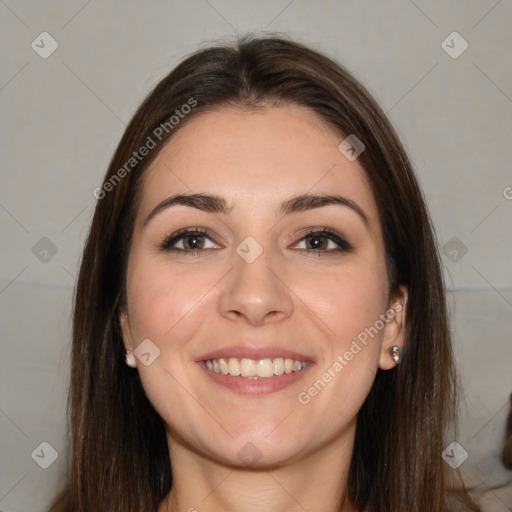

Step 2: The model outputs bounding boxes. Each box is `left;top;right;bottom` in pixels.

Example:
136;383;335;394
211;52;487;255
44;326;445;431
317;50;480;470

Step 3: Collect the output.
121;104;405;468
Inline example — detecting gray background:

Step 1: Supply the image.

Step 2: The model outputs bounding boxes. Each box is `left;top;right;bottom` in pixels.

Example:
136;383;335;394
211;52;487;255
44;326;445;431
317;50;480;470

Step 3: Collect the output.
0;1;511;511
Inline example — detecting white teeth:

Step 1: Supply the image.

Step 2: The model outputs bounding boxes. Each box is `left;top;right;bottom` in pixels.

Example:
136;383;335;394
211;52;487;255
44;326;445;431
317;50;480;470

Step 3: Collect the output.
240;358;256;377
228;357;240;376
218;358;229;375
256;358;274;378
204;357;310;378
273;357;285;375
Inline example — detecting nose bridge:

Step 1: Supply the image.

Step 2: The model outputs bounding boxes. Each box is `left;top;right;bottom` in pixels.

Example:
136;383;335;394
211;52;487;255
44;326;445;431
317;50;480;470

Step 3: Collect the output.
218;235;294;325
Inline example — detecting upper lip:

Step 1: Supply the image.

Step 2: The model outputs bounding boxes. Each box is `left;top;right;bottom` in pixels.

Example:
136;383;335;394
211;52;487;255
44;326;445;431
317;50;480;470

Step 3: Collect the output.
196;345;315;362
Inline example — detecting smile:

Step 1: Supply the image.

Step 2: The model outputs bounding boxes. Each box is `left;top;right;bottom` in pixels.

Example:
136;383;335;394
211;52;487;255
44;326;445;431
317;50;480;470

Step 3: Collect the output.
204;357;311;379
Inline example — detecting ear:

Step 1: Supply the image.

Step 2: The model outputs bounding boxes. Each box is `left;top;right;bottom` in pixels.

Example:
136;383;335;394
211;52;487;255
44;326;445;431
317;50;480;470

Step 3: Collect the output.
119;310;135;354
378;285;408;370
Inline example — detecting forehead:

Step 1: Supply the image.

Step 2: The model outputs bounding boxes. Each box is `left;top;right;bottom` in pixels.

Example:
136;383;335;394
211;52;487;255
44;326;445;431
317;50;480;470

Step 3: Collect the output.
138;105;379;226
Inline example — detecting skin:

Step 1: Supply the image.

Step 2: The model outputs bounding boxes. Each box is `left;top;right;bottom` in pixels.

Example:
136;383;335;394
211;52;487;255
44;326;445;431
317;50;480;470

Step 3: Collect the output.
120;104;407;512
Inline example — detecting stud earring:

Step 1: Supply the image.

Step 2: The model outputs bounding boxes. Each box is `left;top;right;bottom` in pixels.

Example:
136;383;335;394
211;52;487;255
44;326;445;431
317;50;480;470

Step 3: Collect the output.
389;345;402;364
125;350;136;368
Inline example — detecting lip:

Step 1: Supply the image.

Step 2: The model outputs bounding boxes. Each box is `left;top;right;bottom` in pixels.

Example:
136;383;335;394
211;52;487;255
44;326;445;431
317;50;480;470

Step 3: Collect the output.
196;345;315;363
195;345;315;396
198;360;315;395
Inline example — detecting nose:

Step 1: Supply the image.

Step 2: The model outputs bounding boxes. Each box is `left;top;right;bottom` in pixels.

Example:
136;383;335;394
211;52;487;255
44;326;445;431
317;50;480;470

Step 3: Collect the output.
218;243;294;327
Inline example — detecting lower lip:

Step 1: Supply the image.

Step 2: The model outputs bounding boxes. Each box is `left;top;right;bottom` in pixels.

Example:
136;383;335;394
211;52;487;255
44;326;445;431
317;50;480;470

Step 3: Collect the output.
197;361;314;395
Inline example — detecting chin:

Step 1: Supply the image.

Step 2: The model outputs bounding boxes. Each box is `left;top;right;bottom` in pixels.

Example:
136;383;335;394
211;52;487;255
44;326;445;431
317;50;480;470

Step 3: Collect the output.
200;434;310;470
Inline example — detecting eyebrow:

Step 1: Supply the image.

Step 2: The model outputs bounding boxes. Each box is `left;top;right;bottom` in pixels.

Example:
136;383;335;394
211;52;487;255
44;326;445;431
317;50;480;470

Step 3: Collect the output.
143;192;370;227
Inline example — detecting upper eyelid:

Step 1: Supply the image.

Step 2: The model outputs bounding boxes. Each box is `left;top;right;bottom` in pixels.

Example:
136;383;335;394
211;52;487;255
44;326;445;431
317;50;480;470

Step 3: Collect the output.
289;227;346;242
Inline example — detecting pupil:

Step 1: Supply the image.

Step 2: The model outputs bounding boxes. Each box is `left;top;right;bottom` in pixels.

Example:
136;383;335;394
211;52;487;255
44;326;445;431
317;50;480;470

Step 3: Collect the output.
309;236;324;250
188;236;201;249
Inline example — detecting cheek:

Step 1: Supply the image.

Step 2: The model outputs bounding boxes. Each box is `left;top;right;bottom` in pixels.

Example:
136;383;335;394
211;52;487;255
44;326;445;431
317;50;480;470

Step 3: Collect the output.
292;262;387;418
124;257;216;431
295;260;388;348
125;254;213;344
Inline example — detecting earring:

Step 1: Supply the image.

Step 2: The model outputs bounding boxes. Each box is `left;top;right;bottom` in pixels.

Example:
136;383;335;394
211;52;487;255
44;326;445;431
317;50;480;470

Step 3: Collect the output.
389;345;402;363
125;350;136;368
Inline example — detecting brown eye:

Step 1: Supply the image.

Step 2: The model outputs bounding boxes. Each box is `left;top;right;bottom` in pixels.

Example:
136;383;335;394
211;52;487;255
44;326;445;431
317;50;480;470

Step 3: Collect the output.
159;228;220;253
293;229;352;254
305;235;329;250
182;234;205;250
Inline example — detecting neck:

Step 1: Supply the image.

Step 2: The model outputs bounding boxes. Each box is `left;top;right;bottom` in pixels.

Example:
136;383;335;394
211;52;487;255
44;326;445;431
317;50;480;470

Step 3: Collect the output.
158;419;358;512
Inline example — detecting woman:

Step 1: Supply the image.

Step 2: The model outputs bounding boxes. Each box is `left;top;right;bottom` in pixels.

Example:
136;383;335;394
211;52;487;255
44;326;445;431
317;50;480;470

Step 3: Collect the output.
49;34;479;511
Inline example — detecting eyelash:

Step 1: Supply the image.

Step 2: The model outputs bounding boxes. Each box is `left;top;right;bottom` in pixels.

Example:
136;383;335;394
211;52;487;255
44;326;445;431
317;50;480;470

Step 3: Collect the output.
158;227;353;257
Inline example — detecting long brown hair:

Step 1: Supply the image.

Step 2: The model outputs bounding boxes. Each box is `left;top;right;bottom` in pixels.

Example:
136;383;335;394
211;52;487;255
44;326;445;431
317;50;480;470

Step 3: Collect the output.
49;33;479;511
